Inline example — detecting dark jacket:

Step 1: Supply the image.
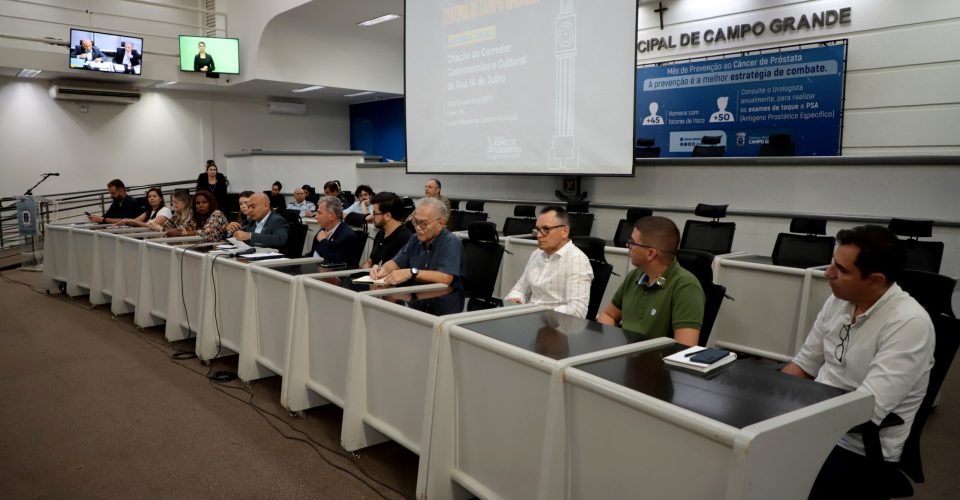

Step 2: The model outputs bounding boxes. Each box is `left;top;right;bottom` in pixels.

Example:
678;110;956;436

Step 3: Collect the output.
243;211;289;248
306;222;359;265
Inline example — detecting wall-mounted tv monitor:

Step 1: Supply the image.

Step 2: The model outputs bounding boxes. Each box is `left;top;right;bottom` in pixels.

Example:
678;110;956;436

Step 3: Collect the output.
69;28;144;75
178;36;240;74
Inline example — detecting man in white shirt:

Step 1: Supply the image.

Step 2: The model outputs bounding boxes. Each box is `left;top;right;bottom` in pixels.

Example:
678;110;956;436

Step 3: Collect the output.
504;206;593;318
782;225;934;498
287;188;316;216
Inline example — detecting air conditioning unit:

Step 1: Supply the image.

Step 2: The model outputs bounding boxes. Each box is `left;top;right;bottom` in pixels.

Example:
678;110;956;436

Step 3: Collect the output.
267;101;307;116
48;83;140;104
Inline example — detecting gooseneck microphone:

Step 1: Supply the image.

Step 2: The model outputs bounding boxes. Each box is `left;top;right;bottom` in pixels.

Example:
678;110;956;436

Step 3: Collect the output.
43;173;60;176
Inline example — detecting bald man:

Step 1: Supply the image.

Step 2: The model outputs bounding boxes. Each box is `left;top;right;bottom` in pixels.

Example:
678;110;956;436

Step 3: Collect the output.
232;192;289;248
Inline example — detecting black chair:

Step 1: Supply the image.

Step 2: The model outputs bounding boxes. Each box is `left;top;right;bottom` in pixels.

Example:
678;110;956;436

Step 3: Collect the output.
675;248;728;346
281;222;308;259
898;270;956;318
564;202;593;237
344;212;367;229
613;207;654;248
265;191;285;211
771;217;834;268
448;199;461;210
279;209;302;224
462;222;504;305
889;218;944;273
344;229;368;268
503;205;537;236
692;135;725;157
572;237;614;321
222;193;241;220
855;312;960;497
635;137;661;158
450;200;489;231
758;133;796;156
680;203;736;255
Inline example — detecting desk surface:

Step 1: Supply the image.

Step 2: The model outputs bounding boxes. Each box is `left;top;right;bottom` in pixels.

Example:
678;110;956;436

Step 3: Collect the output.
308;274;377;292
728;254;774;265
577;345;849;428
463;310;650;360
378;288;464;316
265;262;330;276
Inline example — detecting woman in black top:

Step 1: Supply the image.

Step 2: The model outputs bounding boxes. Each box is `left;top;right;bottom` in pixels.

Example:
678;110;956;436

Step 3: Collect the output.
196;160;229;211
194;41;215;72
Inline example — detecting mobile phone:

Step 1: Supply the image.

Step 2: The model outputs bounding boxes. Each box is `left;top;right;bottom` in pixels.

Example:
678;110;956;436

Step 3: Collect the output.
84;211;92;216
689;348;730;364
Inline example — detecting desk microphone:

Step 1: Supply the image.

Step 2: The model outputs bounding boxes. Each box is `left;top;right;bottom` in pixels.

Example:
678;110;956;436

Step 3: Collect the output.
43;172;60;176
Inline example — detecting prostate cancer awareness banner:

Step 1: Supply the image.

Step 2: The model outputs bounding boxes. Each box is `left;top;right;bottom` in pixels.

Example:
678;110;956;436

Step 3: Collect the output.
636;42;847;157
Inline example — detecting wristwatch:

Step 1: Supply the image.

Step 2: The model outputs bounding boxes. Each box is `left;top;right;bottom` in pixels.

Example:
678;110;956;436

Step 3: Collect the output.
411;267;419;279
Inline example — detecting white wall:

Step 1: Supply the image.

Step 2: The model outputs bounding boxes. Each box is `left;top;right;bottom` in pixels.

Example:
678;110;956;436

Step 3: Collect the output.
0;77;349;196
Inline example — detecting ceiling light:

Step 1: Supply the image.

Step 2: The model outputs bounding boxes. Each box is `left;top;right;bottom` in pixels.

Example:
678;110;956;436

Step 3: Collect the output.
292;85;325;93
17;69;41;78
358;14;400;27
151;81;177;88
344;91;375;97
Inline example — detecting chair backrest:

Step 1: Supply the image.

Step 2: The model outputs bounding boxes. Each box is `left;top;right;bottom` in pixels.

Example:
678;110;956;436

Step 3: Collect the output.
279;209;302;224
514;205;536;218
344;212;367;229
692;145;725;157
635;146;661;158
899;313;960;483
675;249;715;288
465;200;485;212
462;222;504;298
346;229;368;268
680;220;735;255
771;233;835;268
613;219;634;248
889;218;933;239
222;193;241;215
568;213;594;238
503;217;536;236
448;199;461;210
789;216;828;235
902;240;944;273
281;223;308;259
694;203;728;220
447;210;465;231
457;211;489;231
897;270;956;318
675;249;724;346
758;134;796;156
566;200;590;213
626;207;654;223
586;260;614;321
572;236;607;263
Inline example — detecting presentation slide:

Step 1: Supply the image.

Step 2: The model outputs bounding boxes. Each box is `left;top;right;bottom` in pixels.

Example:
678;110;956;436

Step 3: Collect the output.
179;36;240;74
636;44;846;157
406;0;637;175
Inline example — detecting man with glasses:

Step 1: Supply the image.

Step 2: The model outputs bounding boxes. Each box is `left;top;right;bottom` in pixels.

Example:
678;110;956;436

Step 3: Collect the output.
307;196;359;264
361;192;412;268
597;216;704;346
370;197;464;287
504;206;593;318
232;192;289;248
781;225;934;498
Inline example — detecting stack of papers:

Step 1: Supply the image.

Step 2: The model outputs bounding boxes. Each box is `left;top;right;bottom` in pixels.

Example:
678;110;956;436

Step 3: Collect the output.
663;346;737;373
352;275;388;285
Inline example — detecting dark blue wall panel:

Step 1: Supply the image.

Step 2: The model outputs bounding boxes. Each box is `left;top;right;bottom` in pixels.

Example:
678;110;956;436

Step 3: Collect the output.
350;98;406;161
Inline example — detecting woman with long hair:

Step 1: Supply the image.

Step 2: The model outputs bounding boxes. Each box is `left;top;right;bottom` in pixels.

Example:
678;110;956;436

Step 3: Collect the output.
225;190;256;235
118;187;172;230
196;160;229;210
164;190;196;236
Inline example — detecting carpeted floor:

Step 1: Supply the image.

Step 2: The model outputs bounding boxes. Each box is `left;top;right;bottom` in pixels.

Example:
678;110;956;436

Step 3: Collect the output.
1;268;958;499
0;270;418;499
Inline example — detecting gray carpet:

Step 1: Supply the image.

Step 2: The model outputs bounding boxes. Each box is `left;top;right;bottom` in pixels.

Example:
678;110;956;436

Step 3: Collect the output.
1;268;958;499
0;270;417;499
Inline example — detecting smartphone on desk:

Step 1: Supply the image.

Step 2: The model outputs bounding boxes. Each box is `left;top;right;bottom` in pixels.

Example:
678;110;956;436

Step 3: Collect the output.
689;348;731;365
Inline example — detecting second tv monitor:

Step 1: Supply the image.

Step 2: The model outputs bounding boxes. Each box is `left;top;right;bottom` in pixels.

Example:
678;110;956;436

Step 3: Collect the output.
179;36;240;74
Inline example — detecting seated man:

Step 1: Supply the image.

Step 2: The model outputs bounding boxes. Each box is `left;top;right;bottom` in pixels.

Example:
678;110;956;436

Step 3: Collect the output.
781;226;934;498
71;39;103;62
87;178;145;224
504;206;593;318
362;191;412;268
113;41;141;74
287;187;316;217
231;192;289;248
307;196;359;264
371;197;464;287
597;216;704;346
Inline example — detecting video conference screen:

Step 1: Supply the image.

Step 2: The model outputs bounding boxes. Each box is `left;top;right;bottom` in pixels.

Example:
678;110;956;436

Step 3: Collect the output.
69;29;144;75
178;36;240;74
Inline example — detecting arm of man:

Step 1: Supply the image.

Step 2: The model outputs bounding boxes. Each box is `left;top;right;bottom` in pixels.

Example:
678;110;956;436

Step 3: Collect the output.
248;215;289;248
671;279;706;347
782;362;815;379
597;278;628;326
859;315;935;424
784;298;833;379
555;252;593;318
503;252;536;304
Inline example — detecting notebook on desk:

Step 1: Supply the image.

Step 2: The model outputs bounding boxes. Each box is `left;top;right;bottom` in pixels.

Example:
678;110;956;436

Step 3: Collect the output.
663;346;737;373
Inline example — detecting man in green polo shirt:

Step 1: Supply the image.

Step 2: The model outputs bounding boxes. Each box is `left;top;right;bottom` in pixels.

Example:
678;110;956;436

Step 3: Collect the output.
597;216;705;346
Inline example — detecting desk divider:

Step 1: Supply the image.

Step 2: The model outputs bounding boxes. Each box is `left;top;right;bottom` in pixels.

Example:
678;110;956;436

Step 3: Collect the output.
110;231;165;316
133;236;201;329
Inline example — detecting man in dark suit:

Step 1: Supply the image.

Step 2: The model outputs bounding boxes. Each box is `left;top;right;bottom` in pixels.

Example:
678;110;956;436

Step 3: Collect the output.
232;192;289;248
113;41;141;74
307;196;359;265
71;39;103;62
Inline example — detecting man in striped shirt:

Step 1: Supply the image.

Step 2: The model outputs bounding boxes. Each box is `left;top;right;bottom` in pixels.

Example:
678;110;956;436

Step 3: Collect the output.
505;206;593;318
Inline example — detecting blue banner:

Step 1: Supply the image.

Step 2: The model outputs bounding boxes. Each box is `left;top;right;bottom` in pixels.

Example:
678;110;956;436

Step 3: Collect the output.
635;44;846;157
16;196;38;237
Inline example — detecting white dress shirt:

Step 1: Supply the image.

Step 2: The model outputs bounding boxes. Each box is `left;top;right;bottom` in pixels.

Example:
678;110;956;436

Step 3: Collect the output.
505;240;593;318
792;283;934;461
287;200;316;216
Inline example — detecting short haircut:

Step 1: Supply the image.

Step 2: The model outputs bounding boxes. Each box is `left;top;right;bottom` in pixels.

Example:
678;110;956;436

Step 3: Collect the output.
836;225;905;283
539;205;569;227
416;196;449;222
428;178;442;190
107;179;125;190
317;195;344;220
634;216;680;258
371;191;404;220
272;181;282;191
355;184;374;198
146;187;165;208
239;190;255;198
324;180;341;193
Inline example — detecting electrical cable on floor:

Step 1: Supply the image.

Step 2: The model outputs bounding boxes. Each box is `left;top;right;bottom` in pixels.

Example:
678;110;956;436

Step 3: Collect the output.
173;242;203;360
3;269;407;499
207;254;237;382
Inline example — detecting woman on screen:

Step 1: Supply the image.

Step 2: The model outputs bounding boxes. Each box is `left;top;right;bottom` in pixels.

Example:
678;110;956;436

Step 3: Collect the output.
196;160;228;210
194;41;215;73
117;187;171;230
